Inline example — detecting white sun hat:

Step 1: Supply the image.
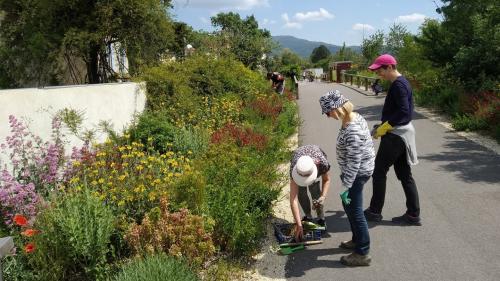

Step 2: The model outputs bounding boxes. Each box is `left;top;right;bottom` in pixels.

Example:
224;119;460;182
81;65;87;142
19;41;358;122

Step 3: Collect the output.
292;155;318;187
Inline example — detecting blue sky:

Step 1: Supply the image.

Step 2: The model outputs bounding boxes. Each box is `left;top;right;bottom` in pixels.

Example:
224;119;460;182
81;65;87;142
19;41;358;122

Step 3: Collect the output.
171;0;442;46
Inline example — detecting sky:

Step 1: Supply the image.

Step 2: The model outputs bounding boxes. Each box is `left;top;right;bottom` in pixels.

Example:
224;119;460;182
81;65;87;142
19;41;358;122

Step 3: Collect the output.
171;0;442;46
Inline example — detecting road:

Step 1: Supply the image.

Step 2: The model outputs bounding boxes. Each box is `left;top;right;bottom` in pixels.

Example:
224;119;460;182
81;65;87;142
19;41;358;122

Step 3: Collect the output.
283;81;500;281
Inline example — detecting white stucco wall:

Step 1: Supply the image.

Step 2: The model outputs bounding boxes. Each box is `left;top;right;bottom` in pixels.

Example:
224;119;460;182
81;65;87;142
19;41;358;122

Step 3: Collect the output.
0;82;146;166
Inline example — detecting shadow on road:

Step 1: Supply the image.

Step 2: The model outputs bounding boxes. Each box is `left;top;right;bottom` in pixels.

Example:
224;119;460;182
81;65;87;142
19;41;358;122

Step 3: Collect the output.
356;104;427;123
283;209;413;278
418;134;500;184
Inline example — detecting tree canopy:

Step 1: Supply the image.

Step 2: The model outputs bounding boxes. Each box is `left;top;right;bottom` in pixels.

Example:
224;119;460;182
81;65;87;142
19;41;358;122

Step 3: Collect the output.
0;0;175;87
209;12;273;70
310;45;330;64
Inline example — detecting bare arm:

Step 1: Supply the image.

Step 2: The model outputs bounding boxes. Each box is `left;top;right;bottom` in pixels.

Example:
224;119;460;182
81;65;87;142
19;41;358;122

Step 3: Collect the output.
320;172;331;199
290;180;304;241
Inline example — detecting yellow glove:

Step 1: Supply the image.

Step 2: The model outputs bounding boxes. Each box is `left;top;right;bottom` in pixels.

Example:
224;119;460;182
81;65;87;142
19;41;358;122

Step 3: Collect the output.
374;121;393;139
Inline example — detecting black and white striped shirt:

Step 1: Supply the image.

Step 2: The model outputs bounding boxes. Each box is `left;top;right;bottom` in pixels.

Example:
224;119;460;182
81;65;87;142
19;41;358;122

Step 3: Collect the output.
336;113;375;188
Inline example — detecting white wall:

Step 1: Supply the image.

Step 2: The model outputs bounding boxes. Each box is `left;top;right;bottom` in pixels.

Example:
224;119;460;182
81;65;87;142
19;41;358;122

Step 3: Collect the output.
0;82;146;165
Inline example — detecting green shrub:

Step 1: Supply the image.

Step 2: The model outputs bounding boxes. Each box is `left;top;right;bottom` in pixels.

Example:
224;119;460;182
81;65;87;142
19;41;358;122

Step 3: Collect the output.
201;142;281;255
276;99;299;137
124;198;215;268
114;254;199;281
29;190;115;281
452;114;488;131
130;110;178;153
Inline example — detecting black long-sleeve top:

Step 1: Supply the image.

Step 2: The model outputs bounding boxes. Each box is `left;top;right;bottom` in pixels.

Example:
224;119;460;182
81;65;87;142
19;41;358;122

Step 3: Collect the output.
381;76;414;126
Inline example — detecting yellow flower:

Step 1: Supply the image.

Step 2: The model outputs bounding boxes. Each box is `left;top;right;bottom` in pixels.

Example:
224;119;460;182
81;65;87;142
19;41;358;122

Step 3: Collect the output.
72;160;81;167
69;177;80;184
118;200;125;206
136;165;144;171
98;178;105;184
91;180;98;186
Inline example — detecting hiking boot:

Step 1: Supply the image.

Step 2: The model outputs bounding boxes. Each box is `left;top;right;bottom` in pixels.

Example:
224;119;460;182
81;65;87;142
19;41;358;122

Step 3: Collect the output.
392;213;422;226
339;240;356;250
364;208;383;222
340;252;371;266
316;219;327;231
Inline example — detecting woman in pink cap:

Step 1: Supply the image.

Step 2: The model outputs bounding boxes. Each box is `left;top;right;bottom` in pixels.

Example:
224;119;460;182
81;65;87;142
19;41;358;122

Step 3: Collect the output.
364;54;421;226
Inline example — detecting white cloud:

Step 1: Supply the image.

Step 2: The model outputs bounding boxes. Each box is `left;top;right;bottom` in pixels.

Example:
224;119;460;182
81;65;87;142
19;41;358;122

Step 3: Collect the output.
282;13;302;29
352;23;375;31
174;0;269;10
396;13;427;23
294;8;334;22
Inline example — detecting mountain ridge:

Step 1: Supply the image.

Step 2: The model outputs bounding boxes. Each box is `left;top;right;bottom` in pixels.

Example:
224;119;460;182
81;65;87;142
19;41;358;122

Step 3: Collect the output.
272;35;361;58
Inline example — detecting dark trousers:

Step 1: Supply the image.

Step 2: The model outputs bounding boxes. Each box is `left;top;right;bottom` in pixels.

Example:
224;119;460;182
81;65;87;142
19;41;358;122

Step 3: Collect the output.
343;175;370;255
369;133;420;217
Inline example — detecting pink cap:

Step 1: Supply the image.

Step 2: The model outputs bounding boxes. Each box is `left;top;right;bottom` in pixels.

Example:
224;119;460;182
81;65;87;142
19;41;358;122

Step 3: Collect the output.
368;54;397;70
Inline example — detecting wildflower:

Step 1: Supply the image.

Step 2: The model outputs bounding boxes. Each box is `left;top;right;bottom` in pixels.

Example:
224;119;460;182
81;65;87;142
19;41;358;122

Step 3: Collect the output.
14;214;28;226
24;243;36;253
21;229;39;237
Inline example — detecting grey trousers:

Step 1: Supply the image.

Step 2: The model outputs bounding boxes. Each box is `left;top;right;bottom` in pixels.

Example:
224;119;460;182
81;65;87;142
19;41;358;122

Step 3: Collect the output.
298;180;324;219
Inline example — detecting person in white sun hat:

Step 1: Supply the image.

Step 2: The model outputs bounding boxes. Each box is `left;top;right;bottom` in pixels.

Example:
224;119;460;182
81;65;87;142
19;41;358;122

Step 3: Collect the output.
289;145;331;242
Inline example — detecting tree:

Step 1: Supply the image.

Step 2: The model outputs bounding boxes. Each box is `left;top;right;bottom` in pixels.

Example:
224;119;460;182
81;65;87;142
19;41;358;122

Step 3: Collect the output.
0;0;175;87
310;45;330;63
331;42;361;63
385;23;411;56
361;30;384;66
417;0;499;90
210;12;273;70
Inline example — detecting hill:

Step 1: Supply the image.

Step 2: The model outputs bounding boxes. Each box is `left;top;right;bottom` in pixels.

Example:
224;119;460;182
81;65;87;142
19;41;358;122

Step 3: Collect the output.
272;35;361;58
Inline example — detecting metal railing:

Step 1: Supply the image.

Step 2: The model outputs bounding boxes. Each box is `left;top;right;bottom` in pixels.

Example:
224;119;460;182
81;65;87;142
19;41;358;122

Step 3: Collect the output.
341;72;378;92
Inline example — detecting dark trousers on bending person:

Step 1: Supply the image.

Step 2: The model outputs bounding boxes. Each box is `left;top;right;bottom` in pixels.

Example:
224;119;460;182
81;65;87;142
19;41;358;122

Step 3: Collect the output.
369;133;420;217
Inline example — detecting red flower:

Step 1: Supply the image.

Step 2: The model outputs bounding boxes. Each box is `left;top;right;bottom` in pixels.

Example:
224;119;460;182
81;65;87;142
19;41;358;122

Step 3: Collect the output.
21;229;39;237
24;243;36;253
13;214;28;226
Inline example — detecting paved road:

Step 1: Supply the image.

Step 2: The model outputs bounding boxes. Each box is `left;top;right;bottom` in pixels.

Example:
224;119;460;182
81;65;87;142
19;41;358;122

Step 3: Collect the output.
284;81;500;281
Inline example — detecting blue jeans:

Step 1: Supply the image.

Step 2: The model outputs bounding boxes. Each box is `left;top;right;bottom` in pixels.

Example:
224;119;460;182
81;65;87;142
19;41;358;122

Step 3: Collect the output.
342;175;371;255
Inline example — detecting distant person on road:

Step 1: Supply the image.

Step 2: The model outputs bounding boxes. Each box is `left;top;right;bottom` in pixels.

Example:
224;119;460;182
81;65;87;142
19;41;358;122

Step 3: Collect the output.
267;72;285;95
289;145;331;242
364;54;421;226
319;90;375;267
371;79;383;95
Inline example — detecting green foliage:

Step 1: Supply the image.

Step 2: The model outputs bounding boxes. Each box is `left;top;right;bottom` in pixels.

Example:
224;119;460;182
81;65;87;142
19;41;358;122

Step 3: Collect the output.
30;190;115;281
417;1;499;91
210;12;273;70
452;114;489;131
2;254;36;281
201;142;282;256
276;99;299;137
113;254;199;281
124;198;215;268
385;23;411;56
0;0;175;86
129;110;180;153
310;45;331;63
361;30;384;65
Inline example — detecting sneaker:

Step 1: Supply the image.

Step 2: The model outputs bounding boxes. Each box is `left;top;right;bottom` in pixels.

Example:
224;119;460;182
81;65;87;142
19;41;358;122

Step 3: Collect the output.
316;219;326;231
339;240;356;250
364;208;383;222
340;252;371;266
392;213;422;226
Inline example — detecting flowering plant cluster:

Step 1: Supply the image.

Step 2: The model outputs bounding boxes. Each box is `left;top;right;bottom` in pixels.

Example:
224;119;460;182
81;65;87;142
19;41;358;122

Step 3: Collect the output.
13;214;39;254
210;123;268;151
125;198;215;268
67;139;192;220
249;94;284;121
0;115;67;226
